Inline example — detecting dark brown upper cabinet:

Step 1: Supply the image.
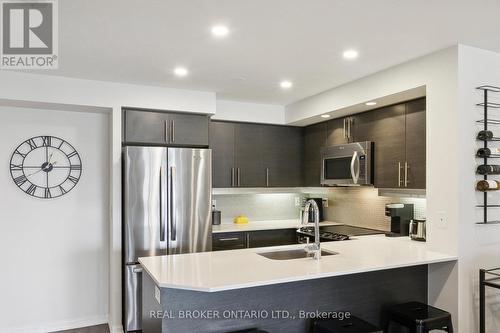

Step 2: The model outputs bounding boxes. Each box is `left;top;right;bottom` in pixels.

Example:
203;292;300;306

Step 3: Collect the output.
209;121;236;188
355;104;406;188
124;109;209;146
234;123;265;187
261;125;304;187
304;122;327;186
210;120;303;188
305;98;426;189
404;98;426;189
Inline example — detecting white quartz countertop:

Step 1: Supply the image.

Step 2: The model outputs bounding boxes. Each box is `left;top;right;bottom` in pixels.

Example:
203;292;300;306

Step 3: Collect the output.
138;235;457;292
212;219;342;233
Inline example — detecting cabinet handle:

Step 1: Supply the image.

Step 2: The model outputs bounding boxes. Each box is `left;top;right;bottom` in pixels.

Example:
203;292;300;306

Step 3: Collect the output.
349;117;353;141
404;162;410;187
347;117;351;141
237;168;241;187
164;120;169;142
398;162;402;187
266;168;270;187
219;237;241;241
231;168;235;187
246;233;250;248
171;120;175;142
343;118;347;139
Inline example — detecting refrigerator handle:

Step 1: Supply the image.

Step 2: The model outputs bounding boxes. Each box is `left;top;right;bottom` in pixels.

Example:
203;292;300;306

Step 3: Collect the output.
169;166;177;241
159;167;165;242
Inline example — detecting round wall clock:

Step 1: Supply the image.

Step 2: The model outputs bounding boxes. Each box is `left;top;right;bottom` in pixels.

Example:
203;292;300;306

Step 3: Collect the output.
9;136;82;199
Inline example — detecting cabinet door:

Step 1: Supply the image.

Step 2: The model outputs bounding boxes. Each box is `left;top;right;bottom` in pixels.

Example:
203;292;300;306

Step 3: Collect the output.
209;121;235;188
405;98;426;189
304;122;327;186
261;125;303;187
168;113;209;146
125;110;170;144
125;110;209;146
247;229;298;248
234;123;265;187
326;118;347;145
356;104;406;188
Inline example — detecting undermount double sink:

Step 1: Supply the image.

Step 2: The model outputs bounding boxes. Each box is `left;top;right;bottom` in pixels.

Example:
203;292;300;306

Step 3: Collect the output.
257;248;338;260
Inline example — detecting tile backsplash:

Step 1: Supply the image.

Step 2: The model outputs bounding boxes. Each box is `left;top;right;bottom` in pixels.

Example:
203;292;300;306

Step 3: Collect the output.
213;187;426;231
213;193;305;224
307;187;426;231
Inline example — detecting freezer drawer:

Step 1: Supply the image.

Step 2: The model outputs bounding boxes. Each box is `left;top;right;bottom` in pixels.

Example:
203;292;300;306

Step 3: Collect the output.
124;264;142;332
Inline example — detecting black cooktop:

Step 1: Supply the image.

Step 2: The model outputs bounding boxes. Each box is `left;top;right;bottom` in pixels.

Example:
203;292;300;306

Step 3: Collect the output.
297;225;385;242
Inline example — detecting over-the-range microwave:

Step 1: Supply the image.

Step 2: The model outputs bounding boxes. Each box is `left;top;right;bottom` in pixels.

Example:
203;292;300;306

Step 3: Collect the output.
320;141;373;186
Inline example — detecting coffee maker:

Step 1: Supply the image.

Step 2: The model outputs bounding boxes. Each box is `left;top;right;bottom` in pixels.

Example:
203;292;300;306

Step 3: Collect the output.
385;203;414;237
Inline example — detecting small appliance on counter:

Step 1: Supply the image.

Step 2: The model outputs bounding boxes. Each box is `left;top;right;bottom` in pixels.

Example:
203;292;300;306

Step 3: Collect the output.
212;208;221;225
385;203;414;237
409;218;426;241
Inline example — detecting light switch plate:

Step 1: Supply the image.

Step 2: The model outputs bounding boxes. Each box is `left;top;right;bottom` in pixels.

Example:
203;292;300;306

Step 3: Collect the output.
154;285;161;304
436;210;447;229
294;197;301;207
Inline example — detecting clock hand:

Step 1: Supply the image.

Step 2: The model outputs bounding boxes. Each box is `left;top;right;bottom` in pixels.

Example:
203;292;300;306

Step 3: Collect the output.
26;161;58;177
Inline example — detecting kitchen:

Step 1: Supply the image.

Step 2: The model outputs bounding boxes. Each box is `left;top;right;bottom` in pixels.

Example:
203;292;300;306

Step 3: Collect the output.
1;2;500;333
123;97;443;333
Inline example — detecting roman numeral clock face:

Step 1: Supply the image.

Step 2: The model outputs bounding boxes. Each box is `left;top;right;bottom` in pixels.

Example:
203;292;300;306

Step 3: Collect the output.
9;136;82;199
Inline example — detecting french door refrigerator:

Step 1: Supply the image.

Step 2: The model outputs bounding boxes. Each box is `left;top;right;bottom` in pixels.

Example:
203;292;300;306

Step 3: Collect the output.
123;146;212;332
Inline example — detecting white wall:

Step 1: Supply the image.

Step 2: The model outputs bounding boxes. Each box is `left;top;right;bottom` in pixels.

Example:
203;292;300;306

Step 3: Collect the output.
214;99;285;124
286;46;461;327
0;107;109;332
456;45;500;333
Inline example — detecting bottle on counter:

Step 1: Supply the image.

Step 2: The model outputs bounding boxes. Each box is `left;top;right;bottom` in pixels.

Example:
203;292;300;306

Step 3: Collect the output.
477;164;500;175
477;130;495;141
477;147;500;158
476;180;500;191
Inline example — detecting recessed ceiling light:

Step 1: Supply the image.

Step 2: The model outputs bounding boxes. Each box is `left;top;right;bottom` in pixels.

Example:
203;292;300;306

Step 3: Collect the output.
321;114;331;118
343;49;359;60
211;25;229;37
280;80;293;89
173;67;188;77
365;101;377;106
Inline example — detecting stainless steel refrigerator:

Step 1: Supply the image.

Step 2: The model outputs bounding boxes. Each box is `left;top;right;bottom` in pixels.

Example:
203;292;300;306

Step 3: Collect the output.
123;146;212;332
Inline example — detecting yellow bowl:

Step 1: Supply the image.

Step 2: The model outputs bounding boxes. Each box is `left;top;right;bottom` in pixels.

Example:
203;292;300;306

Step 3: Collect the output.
234;215;249;224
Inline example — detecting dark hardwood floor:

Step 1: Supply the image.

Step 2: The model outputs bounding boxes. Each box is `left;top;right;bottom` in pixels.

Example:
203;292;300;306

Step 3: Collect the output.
52;324;109;333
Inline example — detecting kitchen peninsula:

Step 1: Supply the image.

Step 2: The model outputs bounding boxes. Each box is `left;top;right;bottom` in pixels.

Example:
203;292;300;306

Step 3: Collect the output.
139;235;456;333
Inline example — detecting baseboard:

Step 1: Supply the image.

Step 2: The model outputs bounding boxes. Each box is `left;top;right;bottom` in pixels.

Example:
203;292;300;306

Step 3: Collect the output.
108;323;124;333
7;315;108;333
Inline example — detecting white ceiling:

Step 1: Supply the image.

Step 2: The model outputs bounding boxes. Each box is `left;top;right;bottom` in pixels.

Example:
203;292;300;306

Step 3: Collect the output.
33;0;500;105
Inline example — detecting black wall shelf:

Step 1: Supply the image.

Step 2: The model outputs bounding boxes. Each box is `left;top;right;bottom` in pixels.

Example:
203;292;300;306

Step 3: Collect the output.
476;85;500;225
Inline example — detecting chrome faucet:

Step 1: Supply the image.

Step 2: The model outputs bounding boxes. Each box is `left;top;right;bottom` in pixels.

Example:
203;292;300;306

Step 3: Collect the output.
302;199;321;260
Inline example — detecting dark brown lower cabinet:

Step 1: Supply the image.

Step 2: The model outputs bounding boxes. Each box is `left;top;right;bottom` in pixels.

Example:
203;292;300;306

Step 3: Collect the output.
212;229;298;251
247;229;298;248
212;232;247;251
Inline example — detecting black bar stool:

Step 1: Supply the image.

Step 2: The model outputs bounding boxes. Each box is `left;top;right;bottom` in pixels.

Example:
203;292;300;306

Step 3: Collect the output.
228;329;269;333
387;301;453;333
313;315;383;333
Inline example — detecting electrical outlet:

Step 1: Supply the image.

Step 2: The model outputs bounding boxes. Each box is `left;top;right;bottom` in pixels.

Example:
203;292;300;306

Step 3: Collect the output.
436;210;447;229
294;197;301;207
212;199;217;208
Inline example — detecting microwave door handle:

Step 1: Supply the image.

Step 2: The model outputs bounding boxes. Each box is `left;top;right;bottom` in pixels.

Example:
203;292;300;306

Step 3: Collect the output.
350;151;360;184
